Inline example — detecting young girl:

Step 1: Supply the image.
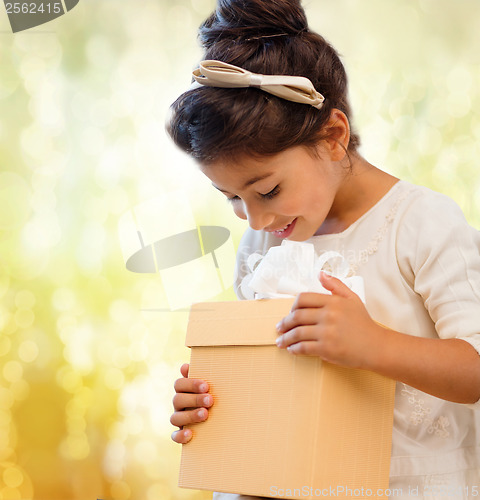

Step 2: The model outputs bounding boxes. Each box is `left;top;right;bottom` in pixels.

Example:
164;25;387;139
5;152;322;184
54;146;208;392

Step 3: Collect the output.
168;1;480;498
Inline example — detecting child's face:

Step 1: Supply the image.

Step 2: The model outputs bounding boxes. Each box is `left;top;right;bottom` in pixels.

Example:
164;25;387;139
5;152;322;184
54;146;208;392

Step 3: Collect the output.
201;145;346;241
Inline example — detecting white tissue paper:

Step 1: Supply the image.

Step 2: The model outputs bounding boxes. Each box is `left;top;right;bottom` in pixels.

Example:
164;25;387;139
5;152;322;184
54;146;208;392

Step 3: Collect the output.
246;240;365;303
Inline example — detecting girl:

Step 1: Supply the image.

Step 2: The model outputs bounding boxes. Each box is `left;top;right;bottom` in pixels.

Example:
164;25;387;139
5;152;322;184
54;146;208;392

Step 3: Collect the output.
168;1;480;498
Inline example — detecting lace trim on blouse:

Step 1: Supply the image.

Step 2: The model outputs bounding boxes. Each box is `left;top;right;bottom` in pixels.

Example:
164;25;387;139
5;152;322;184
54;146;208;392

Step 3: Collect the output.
401;384;451;438
349;186;415;274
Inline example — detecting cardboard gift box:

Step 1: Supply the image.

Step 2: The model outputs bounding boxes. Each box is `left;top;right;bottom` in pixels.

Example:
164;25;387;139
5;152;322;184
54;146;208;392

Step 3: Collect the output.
179;299;395;499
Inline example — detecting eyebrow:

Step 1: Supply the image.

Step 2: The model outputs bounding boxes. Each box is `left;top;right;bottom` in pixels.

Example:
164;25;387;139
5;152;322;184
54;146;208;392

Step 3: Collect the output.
212;172;275;193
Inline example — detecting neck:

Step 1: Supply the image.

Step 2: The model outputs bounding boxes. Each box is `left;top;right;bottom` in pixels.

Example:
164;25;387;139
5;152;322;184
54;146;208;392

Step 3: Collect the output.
315;153;399;236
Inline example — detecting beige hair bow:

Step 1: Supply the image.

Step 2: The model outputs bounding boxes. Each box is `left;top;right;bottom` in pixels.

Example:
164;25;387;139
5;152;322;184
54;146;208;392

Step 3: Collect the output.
191;60;325;109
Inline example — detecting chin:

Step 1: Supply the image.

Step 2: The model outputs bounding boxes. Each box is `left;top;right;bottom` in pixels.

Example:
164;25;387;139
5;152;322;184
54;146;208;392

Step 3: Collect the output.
286;233;311;243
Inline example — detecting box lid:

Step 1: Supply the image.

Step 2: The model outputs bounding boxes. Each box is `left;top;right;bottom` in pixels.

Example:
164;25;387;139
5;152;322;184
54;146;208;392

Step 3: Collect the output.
185;298;295;347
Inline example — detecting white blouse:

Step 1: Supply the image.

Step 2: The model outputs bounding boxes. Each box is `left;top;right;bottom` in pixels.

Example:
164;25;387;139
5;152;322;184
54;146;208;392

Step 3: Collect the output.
214;180;480;499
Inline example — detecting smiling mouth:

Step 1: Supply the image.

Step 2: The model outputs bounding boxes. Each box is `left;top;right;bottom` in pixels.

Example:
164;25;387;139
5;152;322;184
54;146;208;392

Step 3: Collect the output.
268;218;297;238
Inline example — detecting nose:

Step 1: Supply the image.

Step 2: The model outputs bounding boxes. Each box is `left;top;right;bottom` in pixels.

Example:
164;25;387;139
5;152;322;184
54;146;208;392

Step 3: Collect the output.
240;200;274;231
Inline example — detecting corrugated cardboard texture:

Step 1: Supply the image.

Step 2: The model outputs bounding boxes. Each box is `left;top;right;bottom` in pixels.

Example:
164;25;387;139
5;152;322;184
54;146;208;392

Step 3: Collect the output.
185;298;296;346
179;300;395;499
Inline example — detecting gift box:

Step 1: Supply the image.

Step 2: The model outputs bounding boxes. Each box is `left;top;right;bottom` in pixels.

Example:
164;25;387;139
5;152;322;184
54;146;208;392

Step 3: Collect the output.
178;298;395;499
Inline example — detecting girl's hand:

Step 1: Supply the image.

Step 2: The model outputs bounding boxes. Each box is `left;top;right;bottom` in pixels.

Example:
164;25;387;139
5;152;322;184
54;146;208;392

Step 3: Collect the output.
275;272;384;369
170;363;213;444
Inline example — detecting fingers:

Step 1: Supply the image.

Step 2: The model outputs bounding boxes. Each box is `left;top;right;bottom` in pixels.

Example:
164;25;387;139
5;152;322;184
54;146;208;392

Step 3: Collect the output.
277;284;360;335
171;366;213;445
180;363;189;378
319;271;354;298
174;376;209;394
291;291;330;312
283;339;323;356
171;393;211;444
171;428;192;444
173;392;213;411
276;303;321;334
171;406;210;429
276;325;320;350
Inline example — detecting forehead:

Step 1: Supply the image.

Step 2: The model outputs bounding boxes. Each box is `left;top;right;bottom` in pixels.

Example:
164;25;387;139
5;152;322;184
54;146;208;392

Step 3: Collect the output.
200;146;325;197
200;154;279;188
200;146;313;182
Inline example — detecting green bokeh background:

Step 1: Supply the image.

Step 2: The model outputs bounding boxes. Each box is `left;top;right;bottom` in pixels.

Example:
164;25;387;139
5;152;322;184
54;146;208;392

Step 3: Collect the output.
0;1;479;499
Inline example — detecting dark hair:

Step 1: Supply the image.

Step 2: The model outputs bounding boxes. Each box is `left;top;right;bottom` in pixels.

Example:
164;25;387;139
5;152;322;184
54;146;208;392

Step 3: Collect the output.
166;0;360;164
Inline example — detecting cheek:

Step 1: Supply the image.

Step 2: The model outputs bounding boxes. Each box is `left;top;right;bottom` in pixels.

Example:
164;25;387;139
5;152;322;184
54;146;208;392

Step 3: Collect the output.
278;197;305;215
281;192;324;220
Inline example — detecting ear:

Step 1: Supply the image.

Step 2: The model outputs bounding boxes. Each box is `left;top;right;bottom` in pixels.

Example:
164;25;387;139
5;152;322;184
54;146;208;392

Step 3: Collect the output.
322;109;351;162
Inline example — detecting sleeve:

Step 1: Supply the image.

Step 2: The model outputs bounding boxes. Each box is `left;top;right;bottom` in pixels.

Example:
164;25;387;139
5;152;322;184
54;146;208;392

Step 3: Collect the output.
396;189;480;407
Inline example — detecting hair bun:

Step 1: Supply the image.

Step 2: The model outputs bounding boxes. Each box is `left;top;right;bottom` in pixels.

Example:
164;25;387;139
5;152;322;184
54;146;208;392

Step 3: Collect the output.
199;0;309;48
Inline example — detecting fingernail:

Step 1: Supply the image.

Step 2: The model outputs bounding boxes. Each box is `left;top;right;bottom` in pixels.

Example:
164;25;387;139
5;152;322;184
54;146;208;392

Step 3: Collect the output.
276;322;282;331
203;395;211;406
276;336;282;347
184;429;192;439
198;408;206;419
199;383;208;393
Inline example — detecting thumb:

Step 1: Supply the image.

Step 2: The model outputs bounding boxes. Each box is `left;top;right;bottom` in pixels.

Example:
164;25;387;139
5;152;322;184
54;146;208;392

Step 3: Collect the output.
319;271;354;299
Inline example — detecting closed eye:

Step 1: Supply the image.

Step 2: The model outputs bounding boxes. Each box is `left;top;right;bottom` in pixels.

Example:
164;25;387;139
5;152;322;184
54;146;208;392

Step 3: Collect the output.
225;185;279;203
261;185;280;200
